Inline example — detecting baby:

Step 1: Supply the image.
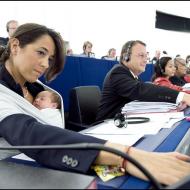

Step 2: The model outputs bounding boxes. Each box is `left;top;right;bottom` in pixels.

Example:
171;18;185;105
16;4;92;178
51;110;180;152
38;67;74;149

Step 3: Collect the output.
33;90;63;127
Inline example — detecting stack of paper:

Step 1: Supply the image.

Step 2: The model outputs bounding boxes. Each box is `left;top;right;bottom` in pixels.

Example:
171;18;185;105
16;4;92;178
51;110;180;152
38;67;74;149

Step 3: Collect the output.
122;101;178;114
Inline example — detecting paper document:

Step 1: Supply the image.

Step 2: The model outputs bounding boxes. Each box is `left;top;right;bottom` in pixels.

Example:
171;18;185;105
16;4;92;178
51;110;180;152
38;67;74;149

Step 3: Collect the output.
84;112;184;136
122;101;178;114
85;133;143;146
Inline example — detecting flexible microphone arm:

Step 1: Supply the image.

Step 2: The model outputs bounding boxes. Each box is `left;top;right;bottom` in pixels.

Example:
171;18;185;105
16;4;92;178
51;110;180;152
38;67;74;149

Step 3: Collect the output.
0;143;162;189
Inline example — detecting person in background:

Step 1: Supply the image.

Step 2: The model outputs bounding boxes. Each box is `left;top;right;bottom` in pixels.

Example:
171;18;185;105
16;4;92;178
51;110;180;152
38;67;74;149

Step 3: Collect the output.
101;48;117;61
186;55;190;74
96;40;190;121
186;55;190;65
0;20;19;47
152;56;190;94
0;24;190;186
79;41;95;58
170;57;190;86
163;50;168;55
66;48;73;56
175;54;181;58
7;20;19;38
146;51;151;63
151;50;161;64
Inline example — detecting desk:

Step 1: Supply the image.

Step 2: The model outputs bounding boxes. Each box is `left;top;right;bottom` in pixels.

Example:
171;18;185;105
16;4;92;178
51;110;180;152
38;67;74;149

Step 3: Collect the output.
1;116;190;189
40;56;154;112
81;117;190;189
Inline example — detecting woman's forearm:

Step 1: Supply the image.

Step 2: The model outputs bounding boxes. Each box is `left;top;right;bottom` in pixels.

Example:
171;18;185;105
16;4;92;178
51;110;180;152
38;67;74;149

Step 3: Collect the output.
94;141;128;167
94;141;190;186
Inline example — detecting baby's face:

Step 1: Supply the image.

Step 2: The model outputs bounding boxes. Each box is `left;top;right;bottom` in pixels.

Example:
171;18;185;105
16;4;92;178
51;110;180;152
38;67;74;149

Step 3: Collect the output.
33;91;55;110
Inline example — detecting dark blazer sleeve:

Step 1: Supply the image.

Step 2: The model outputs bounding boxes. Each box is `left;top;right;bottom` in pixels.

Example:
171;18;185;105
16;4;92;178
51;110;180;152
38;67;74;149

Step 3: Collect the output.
0;114;106;174
111;66;179;103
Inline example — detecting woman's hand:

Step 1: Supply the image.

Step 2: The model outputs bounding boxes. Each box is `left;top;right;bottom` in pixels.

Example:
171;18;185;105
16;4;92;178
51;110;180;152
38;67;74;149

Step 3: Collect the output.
177;101;188;111
182;93;190;106
126;148;190;186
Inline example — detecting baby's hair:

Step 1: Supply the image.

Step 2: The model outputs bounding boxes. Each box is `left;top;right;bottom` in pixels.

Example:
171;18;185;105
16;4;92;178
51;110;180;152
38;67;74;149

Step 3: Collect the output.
49;91;61;109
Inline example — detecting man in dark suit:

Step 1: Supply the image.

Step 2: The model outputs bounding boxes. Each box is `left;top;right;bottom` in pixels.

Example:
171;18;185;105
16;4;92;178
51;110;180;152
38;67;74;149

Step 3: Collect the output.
96;40;190;121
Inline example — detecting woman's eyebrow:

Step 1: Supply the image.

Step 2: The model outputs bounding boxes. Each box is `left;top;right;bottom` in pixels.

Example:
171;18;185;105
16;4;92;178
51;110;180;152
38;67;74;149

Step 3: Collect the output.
41;47;55;58
40;47;48;53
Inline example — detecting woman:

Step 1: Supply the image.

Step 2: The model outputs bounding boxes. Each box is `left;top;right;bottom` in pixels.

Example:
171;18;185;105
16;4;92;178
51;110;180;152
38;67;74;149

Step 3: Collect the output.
170;57;190;86
0;23;190;186
80;41;95;58
152;56;190;94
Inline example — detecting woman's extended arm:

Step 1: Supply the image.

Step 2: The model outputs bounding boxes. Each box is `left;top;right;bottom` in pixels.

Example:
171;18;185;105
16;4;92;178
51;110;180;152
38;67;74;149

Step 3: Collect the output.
95;141;190;186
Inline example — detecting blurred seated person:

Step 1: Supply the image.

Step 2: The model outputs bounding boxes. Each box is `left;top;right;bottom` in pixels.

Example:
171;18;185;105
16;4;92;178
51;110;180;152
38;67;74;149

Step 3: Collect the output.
101;48;117;61
170;57;190;86
146;51;151;63
0;20;19;47
151;50;161;64
163;50;168;55
66;48;73;56
186;55;190;74
186;55;190;65
152;56;190;94
79;41;95;58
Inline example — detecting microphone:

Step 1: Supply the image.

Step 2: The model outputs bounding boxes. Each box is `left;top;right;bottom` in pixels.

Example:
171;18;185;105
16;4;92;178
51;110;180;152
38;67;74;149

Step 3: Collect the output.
88;52;95;58
0;143;162;189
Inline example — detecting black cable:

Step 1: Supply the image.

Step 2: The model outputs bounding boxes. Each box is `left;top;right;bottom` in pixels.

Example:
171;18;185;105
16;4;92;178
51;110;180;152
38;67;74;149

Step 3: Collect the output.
0;143;162;189
114;113;150;128
127;117;150;124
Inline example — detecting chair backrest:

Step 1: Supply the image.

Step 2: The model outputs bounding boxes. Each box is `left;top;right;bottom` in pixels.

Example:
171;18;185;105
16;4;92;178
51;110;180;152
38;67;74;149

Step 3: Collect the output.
68;86;101;130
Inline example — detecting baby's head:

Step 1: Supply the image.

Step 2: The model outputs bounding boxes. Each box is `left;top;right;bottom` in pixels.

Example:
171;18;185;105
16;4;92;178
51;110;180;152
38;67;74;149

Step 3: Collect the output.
33;90;61;110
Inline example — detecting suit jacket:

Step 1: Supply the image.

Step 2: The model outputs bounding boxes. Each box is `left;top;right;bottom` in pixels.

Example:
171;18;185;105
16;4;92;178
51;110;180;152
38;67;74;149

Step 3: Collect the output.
96;64;179;121
170;75;190;86
0;37;8;47
0;64;106;174
169;76;186;86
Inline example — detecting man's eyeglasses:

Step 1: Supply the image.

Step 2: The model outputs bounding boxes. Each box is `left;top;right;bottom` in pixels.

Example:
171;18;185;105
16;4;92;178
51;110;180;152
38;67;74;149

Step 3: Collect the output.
132;53;148;59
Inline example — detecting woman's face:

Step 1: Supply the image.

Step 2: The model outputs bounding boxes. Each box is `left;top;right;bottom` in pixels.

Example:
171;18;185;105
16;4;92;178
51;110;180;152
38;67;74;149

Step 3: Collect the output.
165;59;176;77
10;34;55;83
85;44;92;54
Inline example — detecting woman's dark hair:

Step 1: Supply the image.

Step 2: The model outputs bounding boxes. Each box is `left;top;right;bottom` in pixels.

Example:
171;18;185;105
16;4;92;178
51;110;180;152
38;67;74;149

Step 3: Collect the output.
151;56;172;81
0;23;66;82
